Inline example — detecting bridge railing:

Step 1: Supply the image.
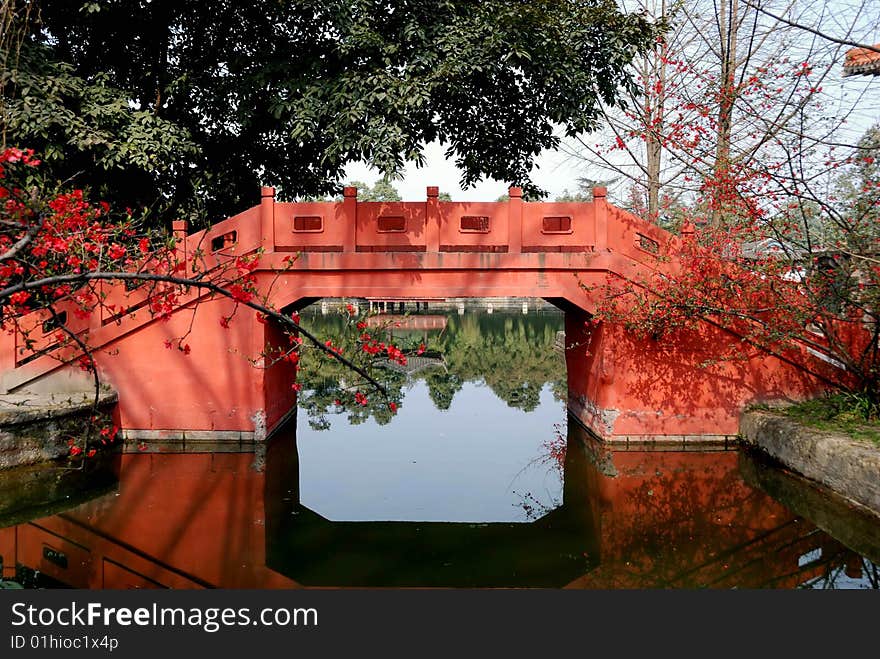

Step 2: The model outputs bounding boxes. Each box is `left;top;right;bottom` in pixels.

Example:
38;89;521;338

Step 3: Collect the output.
0;204;268;382
1;181;852;394
270;186;615;255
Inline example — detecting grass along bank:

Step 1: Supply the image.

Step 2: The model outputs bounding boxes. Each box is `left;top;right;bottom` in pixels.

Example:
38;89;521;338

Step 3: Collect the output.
772;393;880;448
739;393;880;517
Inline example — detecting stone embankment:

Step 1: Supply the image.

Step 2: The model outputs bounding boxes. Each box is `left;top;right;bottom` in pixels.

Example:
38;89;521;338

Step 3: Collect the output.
740;410;880;517
0;388;117;469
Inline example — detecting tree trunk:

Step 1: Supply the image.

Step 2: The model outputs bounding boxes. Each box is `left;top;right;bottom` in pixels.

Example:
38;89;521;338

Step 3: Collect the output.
712;0;738;227
644;0;667;224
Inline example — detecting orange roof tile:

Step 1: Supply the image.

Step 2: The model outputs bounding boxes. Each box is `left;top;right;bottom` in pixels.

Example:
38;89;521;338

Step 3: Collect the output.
843;44;880;77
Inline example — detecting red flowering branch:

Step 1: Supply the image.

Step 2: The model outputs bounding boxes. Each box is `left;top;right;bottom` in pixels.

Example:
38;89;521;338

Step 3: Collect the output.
589;217;879;394
0;147;402;459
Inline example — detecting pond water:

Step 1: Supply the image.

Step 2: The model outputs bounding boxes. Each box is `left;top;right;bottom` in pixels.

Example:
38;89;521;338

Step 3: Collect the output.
1;302;878;589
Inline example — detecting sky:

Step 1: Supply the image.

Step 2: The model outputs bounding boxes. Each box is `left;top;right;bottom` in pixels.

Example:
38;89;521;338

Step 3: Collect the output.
343;139;588;202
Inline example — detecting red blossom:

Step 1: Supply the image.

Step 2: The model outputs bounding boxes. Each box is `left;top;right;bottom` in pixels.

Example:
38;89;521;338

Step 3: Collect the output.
8;291;30;306
228;284;253;303
107;243;126;260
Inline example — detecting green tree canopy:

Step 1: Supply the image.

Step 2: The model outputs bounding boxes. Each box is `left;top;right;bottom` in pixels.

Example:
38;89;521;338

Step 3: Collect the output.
12;0;659;223
345;178;402;202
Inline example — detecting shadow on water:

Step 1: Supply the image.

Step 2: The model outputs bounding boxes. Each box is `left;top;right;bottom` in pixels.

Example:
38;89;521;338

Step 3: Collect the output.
264;419;599;588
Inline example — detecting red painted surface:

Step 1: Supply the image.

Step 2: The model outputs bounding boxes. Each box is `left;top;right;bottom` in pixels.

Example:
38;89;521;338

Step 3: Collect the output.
0;187;842;441
561;426;843;588
564;313;836;440
2;453;297;588
0;434;856;589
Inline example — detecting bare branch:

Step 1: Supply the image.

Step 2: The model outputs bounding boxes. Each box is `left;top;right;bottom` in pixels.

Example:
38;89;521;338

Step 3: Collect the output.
742;1;880;52
0;270;391;397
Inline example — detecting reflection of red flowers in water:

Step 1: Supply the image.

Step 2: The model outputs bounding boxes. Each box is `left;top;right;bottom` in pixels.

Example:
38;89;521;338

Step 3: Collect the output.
515;423;567;521
543;423;567;476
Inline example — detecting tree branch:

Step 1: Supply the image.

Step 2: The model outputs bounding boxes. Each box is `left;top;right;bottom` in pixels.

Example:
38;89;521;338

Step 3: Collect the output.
0;270;390;398
742;2;880;52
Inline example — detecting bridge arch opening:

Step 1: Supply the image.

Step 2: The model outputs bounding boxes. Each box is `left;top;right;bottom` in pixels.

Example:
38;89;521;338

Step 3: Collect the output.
283;296;571;525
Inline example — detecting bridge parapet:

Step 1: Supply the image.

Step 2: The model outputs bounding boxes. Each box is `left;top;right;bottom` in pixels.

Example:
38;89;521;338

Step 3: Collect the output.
151;184;680;272
0;184;702;387
262;185;662;258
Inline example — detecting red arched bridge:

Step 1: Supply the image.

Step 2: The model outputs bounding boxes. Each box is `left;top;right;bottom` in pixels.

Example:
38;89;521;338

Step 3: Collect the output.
1;186;841;445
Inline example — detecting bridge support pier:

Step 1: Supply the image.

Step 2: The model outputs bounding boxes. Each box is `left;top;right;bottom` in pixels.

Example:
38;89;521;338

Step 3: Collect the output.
564;309;830;444
82;298;299;443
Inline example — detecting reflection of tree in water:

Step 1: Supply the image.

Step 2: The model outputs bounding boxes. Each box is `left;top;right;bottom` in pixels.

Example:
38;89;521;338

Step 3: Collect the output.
513;422;567;520
799;555;879;590
431;313;566;412
296;307;566;428
294;312;408;430
424;370;463;411
298;361;406;431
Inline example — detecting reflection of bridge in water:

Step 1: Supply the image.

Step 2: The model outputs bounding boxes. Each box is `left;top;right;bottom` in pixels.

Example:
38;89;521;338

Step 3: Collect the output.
375;354;446;376
1;422;875;589
366;299;443;314
364;314;449;375
364;314;449;331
